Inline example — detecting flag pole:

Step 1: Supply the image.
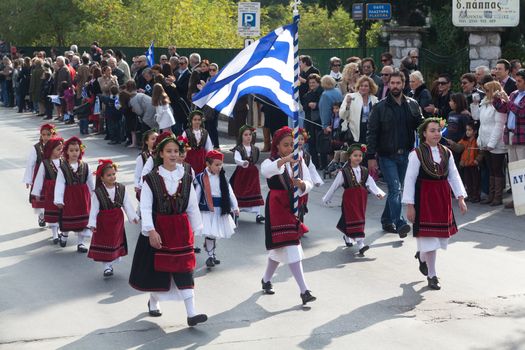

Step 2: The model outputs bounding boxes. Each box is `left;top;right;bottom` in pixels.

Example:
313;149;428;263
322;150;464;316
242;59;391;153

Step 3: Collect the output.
292;0;301;216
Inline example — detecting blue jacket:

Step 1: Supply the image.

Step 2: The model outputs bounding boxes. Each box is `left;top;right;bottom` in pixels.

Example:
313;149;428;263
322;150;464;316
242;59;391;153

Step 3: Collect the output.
319;88;343;128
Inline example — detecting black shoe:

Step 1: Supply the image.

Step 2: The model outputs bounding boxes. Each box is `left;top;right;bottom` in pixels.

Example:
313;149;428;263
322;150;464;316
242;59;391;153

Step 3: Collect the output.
148;301;162;317
358;245;369;256
59;233;68;247
194;247;201;253
77;244;88;253
206;257;215;267
300;290;316;305
382;223;397;233
38;216;46;227
414;252;428;276
53;238;59;244
187;314;207;327
397;224;411;238
103;267;114;277
427;276;441;290
213;256;221;265
343;236;353;247
261;279;275;295
256;215;265;223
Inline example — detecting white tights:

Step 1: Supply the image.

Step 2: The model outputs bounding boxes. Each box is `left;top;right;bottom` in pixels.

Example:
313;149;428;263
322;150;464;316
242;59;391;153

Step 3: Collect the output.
420;250;437;278
262;258;309;294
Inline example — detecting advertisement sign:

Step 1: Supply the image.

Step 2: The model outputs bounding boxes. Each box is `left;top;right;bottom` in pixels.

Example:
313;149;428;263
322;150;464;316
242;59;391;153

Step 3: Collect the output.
452;0;520;27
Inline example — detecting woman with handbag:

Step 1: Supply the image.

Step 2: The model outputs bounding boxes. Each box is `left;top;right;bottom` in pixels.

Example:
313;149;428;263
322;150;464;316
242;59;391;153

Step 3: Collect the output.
129;135;208;327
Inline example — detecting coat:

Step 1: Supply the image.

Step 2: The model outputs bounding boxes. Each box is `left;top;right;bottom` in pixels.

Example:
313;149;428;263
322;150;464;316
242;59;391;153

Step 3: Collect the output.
129;92;157;129
29;65;44;102
339;92;378;143
473;100;507;154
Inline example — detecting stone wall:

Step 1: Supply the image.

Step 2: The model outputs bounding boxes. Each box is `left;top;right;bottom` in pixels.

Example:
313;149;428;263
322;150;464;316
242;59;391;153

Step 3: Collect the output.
386;26;426;67
466;28;504;71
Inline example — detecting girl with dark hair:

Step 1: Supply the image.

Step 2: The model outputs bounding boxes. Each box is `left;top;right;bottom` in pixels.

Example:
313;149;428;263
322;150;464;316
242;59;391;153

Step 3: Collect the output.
129;135;207;327
182;111;213;174
403;118;467;290
151;83;175;133
31;137;63;243
443;93;471;166
134;130;158;198
194;150;239;268
88;159;139;277
54;137;95;252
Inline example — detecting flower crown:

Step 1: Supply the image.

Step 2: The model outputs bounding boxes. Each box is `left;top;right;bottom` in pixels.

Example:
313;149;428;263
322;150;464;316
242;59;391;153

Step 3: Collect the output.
95;159;118;177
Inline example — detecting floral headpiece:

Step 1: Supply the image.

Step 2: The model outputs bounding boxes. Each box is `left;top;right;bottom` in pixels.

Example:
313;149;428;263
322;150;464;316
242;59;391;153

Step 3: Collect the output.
188;110;205;123
40;123;57;136
177;135;191;152
237;124;257;145
417;117;444;142
347;143;367;154
95;159;118;177
43;137;64;160
154;135;186;166
63;136;85;160
298;127;309;142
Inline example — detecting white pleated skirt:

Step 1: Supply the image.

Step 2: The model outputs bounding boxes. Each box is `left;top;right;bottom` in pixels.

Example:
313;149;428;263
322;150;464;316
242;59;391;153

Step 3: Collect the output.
196;211;237;239
268;244;304;264
417;237;449;253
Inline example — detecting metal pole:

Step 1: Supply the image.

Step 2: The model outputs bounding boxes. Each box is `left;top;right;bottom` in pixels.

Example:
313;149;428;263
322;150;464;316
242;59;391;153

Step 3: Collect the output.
292;0;301;216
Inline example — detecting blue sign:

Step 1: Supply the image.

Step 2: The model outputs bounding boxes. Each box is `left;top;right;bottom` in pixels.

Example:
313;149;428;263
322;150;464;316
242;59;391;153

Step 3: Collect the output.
242;12;257;27
352;3;364;20
366;3;392;20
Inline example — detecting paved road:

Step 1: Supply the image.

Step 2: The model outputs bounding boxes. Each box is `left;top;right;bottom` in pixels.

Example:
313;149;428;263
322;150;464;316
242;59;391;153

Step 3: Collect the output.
1;109;524;350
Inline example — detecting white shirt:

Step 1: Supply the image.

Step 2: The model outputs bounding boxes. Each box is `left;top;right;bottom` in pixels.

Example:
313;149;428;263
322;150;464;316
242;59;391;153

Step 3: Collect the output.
134;153;151;189
54;161;95;206
140;157;195;188
195;169;239;211
182;129;213;152
155;104;175;130
140;164;203;235
31;159;61;197
234;145;252;168
260;158;313;197
322;166;385;204
23;146;38;185
402;146;467;204
299;149;324;186
88;184;139;228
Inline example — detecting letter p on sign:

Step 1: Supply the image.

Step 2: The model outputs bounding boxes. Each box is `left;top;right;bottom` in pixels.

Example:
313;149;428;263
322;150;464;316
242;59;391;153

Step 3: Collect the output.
242;13;256;27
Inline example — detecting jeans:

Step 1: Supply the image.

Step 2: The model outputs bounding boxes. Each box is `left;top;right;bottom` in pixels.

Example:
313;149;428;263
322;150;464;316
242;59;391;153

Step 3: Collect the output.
379;153;409;229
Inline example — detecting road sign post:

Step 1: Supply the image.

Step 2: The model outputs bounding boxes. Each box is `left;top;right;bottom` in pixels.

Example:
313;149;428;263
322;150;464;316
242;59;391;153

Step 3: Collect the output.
238;2;261;37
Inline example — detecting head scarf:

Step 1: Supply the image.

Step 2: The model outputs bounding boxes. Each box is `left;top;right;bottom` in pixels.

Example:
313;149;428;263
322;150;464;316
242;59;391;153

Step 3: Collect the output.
271;126;293;158
43;137;64;160
40;123;57;135
94;159;118;187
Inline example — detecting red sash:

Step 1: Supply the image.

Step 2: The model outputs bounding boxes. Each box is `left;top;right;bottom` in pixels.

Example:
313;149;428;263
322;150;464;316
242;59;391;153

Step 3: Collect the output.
153;213;196;273
231;165;264;207
337;186;367;237
185;148;206;175
60;184;91;231
88;208;127;262
416;179;458;238
43;179;59;223
268;190;308;244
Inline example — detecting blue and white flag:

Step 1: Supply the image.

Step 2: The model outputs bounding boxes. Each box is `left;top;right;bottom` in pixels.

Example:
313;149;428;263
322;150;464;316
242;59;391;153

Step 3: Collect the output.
192;23;297;117
146;42;154;67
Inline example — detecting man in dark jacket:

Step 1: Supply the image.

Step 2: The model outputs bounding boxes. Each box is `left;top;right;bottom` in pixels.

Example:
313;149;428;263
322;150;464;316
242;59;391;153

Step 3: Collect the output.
367;71;424;238
495;59;518;96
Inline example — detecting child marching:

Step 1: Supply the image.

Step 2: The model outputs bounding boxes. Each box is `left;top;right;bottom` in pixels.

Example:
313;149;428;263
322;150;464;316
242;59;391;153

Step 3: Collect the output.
88;159;139;277
260;127;316;306
129;135;207;327
54;137;95;252
31;137;64;243
195;150;239;268
297;128;324;223
134;130;158;200
182;110;213;175
23;123;56;227
322;144;385;255
229;125;265;223
402;118;468;290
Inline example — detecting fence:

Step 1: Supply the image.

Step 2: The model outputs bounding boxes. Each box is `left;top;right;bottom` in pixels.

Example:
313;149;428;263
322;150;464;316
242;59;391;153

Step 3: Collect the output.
418;47;470;88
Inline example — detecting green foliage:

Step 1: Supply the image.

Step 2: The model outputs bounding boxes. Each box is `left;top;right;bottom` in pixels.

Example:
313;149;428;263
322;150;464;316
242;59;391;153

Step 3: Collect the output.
424;3;467;54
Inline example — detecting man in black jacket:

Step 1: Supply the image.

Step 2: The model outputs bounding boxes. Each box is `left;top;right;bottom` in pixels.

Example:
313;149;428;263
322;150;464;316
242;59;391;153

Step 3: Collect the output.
495;59;517;96
367;71;424;238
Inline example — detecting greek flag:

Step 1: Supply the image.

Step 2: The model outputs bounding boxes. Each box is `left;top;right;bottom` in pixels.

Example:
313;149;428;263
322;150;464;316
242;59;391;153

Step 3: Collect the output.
192;23;297;117
146;41;154;67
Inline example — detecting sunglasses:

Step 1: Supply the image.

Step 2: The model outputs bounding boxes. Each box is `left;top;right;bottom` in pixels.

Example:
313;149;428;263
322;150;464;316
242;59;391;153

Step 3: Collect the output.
381;73;390;76
210;68;217;72
381;59;388;62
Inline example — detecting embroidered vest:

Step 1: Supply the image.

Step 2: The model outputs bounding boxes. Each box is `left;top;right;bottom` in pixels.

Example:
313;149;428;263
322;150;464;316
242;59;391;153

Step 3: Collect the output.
415;143;450;180
266;157;301;214
144;164;192;215
140;151;151;166
302;150;311;167
185;128;208;150
233;145;260;165
34;142;44;166
94;183;125;210
43;159;60;180
341;166;368;189
60;161;88;185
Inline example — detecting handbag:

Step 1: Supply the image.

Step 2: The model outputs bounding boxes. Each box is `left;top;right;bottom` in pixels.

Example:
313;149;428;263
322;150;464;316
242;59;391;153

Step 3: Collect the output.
154;246;196;273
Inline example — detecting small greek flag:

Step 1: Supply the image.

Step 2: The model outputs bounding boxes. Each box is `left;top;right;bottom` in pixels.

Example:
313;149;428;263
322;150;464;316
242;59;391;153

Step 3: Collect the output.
192;23;297;117
146;42;154;67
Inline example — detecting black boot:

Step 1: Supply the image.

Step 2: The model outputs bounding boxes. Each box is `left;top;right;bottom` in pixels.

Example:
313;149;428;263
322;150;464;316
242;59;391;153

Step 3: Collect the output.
427;276;441;290
414;252;428;276
256;215;265;223
261;279;275;295
358;245;369;256
205;257;215;267
187;314;208;327
343;235;353;247
300;290;316;305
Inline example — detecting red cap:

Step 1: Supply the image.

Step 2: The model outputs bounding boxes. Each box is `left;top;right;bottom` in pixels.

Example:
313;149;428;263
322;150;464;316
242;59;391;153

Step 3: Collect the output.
206;150;224;161
43;137;64;160
271;126;293;157
40;123;57;135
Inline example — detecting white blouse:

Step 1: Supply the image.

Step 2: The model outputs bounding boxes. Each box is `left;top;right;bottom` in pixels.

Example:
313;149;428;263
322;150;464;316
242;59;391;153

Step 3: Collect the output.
234;145;251;168
88;184;139;228
140;157;195;188
134;153;150;189
298;149;324;186
260;158;313;197
31;159;61;197
322;166;385;204
182;129;213;152
54;162;95;206
155;104;176;130
22;146;38;185
402;146;467;204
140;165;203;235
194;168;239;211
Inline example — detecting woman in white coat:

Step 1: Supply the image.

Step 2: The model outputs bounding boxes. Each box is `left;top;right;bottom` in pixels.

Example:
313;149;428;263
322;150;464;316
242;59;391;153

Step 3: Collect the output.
339;75;379;146
470;80;508;206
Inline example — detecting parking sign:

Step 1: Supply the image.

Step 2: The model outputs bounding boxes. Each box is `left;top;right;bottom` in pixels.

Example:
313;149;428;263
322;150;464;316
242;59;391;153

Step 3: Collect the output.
238;2;260;37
